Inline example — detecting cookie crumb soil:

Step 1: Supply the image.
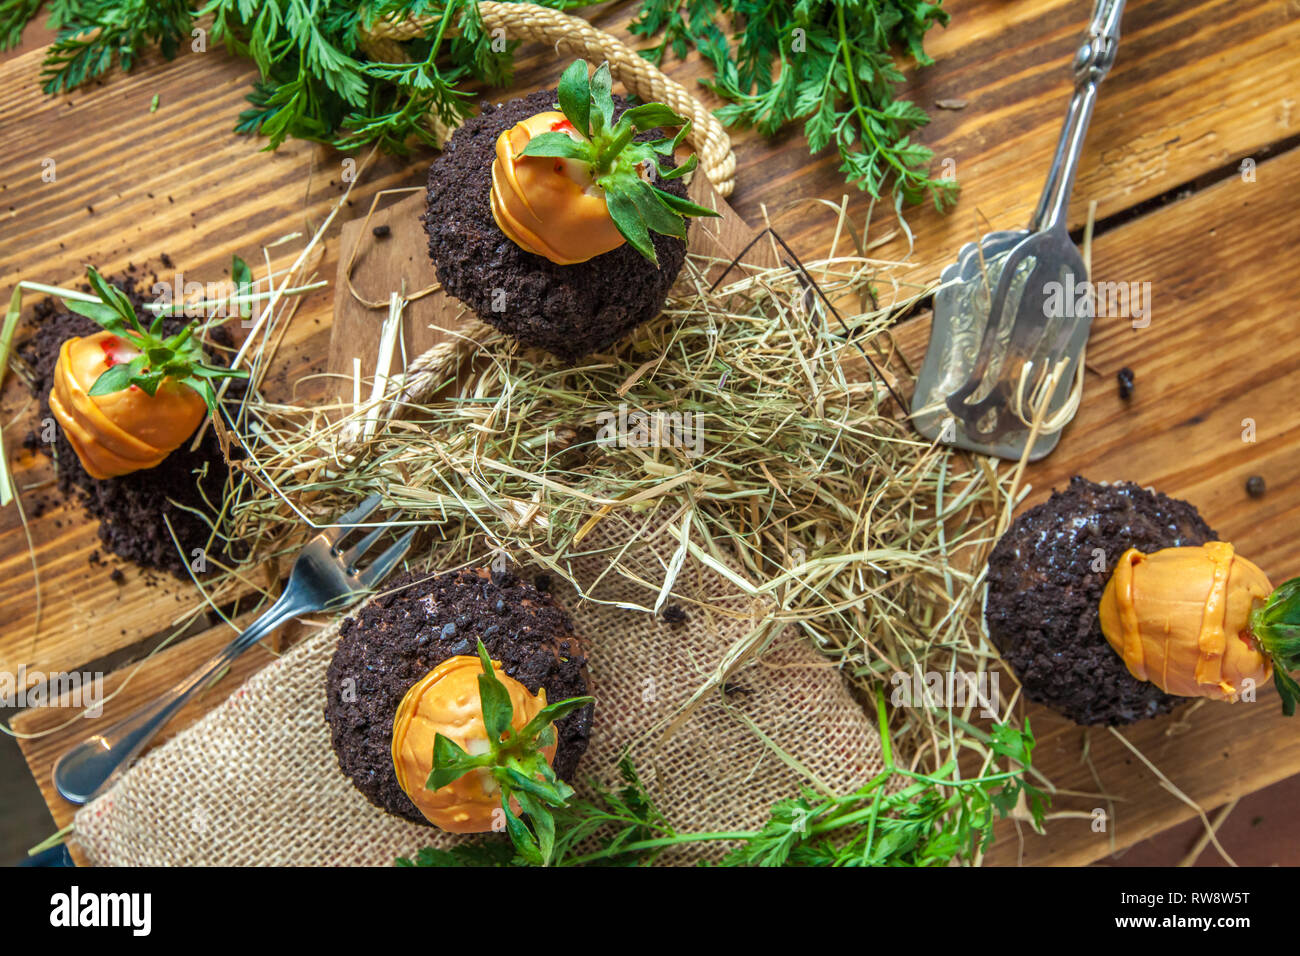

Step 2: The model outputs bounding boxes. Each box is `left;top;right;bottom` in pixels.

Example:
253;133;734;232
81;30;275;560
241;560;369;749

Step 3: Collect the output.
17;267;240;578
325;568;593;824
985;476;1218;725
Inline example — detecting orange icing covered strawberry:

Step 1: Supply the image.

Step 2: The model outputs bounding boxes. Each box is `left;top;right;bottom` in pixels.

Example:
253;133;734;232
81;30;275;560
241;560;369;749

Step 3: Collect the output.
391;639;592;862
489;59;718;267
491;111;626;264
392;654;555;833
47;267;245;479
1099;542;1300;712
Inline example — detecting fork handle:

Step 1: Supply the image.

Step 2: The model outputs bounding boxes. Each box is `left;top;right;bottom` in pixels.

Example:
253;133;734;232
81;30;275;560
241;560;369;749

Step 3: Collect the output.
52;591;303;805
1031;0;1125;233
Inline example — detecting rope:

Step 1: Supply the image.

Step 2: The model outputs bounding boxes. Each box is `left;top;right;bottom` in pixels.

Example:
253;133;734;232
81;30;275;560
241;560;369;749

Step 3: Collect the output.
385;319;500;414
357;2;736;196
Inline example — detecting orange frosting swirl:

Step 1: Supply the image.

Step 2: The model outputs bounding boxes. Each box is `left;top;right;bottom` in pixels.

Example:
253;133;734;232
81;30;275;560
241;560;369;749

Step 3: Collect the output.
489;111;626;264
1098;543;1274;700
391;654;555;833
48;330;207;479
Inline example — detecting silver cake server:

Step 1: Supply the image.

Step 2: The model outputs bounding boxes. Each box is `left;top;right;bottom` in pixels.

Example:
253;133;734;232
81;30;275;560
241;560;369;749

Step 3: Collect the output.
911;0;1125;461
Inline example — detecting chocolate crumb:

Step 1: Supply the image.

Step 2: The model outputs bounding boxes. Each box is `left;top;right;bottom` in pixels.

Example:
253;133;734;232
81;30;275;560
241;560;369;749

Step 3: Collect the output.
1246;475;1266;499
1117;367;1135;400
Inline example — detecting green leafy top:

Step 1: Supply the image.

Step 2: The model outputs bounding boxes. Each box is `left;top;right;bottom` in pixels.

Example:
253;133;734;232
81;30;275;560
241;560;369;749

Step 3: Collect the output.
1;2;954;206
1250;578;1300;716
62;266;247;411
516;59;720;266
426;639;593;865
634;0;957;209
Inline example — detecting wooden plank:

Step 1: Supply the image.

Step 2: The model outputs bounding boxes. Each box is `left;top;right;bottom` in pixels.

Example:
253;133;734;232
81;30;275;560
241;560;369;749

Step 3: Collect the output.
867;142;1300;865
4;0;1300;865
4;0;1295;677
711;0;1300;287
972;144;1300;865
0;46;419;677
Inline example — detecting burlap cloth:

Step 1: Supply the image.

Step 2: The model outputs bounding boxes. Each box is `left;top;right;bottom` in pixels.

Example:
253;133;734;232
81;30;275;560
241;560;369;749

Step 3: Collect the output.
72;520;884;866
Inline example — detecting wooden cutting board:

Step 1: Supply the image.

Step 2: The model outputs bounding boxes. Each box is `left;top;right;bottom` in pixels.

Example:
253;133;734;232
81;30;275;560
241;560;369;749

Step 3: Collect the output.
327;168;776;385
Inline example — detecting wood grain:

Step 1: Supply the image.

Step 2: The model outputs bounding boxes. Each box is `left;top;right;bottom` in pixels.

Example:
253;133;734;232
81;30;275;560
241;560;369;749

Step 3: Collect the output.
2;0;1300;866
981;144;1300;865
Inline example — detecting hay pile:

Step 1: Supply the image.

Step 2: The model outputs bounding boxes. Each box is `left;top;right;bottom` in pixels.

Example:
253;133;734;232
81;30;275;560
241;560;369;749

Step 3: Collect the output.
223;233;1028;785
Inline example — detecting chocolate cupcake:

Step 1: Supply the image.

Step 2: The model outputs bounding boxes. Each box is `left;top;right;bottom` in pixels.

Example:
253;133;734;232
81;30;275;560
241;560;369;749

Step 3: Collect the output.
423;59;717;361
985;477;1217;725
325;567;593;826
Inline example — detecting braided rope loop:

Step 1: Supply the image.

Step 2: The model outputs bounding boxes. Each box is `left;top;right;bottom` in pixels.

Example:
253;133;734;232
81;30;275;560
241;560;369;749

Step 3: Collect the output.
358;1;736;196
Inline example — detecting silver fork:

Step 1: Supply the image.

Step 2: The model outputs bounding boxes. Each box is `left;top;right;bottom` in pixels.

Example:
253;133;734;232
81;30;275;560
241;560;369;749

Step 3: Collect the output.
53;494;415;805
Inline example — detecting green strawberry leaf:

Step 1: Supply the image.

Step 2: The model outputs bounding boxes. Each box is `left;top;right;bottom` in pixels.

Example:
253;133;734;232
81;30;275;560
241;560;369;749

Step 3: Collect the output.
517;131;593;161
86;360;139;397
628;183;687;239
518;695;595;742
427;732;492;790
621;102;685;131
650;120;692;156
64;298;126;330
589;62;615;134
651;185;718;218
231;255;253;319
86;266;140;331
179;376;219;413
514;790;556;864
556;58;591;138
603;181;657;265
185;363;249;379
67;266;247;403
658;152;698;181
500;795;543;865
1274;667;1300;718
475;639;514;743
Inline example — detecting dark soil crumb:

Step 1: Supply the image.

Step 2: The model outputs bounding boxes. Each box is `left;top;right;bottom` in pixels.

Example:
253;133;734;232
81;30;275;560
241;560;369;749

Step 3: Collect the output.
1246;475;1266;499
16;267;240;578
662;604;688;625
424;90;689;361
371;224;391;239
985;476;1218;725
1117;366;1135;400
110;568;125;585
324;567;593;825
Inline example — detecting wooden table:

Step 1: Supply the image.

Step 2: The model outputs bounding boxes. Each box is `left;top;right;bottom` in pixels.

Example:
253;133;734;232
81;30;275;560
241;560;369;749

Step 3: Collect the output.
3;0;1299;866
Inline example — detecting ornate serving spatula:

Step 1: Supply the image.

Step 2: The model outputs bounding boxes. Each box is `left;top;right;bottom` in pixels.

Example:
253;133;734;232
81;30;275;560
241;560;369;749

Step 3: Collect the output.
911;0;1125;461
